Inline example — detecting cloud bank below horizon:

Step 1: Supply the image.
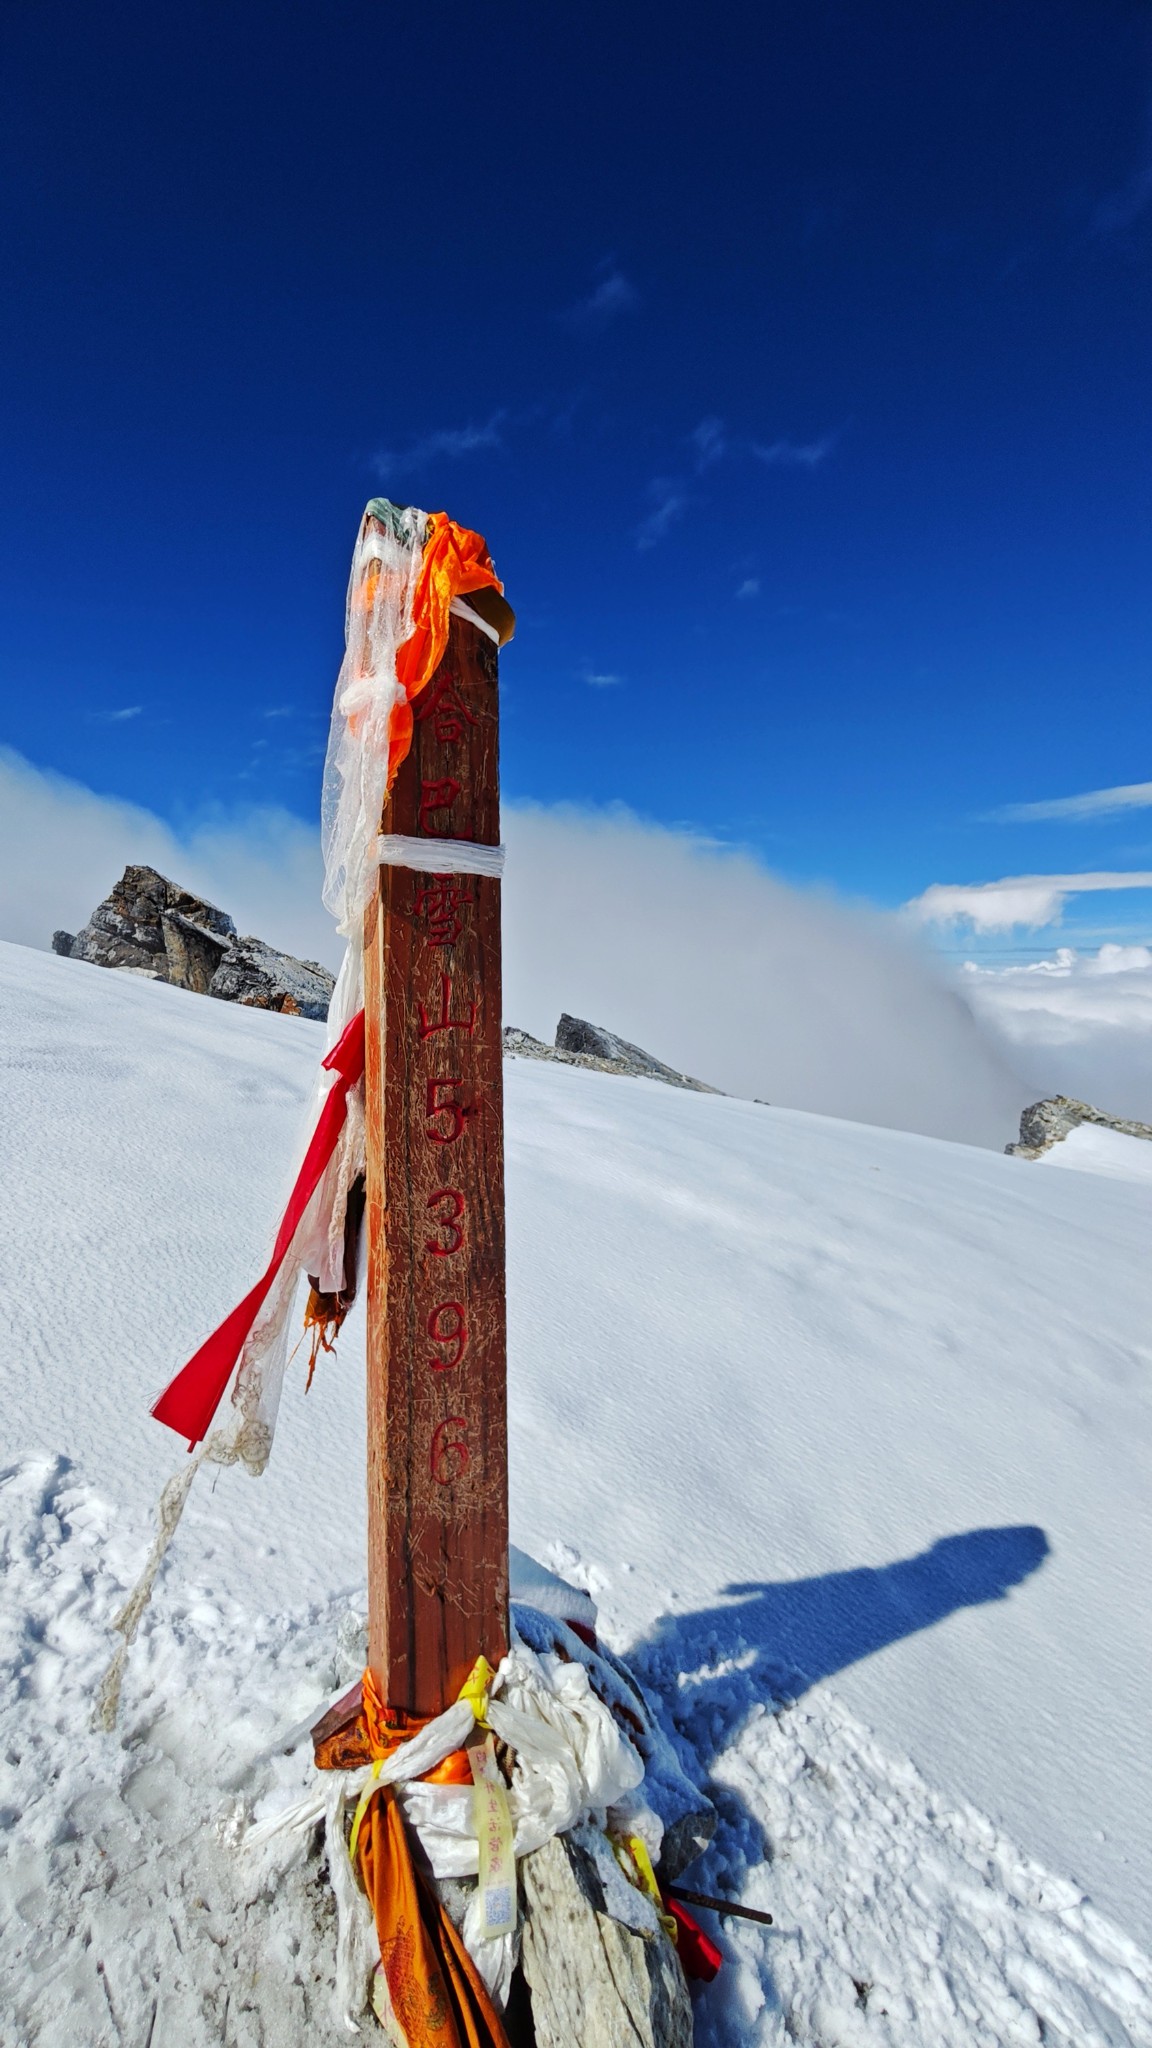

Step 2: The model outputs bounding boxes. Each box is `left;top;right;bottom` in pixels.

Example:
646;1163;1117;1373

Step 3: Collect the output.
0;746;1033;1149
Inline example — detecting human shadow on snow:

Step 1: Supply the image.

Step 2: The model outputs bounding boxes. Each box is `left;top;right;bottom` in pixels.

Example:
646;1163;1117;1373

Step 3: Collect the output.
632;1524;1050;1779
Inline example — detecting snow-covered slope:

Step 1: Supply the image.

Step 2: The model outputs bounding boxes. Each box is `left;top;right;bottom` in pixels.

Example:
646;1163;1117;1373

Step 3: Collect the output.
2;939;1151;2047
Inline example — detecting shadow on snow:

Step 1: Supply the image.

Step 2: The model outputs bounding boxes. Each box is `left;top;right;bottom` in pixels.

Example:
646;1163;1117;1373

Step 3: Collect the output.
630;1526;1049;2027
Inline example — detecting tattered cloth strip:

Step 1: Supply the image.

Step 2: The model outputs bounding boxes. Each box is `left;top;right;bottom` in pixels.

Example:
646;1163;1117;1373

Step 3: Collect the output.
150;1007;367;1448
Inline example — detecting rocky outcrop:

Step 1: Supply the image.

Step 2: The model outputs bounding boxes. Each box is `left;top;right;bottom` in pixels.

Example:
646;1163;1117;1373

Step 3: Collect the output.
1006;1095;1152;1159
66;866;235;978
206;934;335;1020
55;866;334;1022
504;1015;720;1094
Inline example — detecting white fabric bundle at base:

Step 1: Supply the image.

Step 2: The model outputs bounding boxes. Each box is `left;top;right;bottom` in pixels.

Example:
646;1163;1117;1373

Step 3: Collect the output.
242;1627;651;2026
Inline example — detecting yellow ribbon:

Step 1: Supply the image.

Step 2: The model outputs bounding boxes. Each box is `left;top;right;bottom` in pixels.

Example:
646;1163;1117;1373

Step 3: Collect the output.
347;1657;497;1867
458;1654;495;1726
617;1832;677;1944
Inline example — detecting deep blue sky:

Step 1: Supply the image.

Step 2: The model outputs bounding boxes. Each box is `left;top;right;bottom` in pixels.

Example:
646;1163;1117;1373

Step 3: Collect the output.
2;0;1150;954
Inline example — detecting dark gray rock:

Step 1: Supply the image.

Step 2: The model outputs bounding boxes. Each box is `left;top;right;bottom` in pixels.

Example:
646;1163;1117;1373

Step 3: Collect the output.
1007;1095;1152;1159
160;910;232;994
57;865;334;1020
502;1015;720;1094
51;931;75;957
502;1026;552;1059
208;935;334;1021
69;865;235;975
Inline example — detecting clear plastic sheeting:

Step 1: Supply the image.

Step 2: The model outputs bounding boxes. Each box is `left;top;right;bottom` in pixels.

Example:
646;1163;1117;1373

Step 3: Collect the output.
321;500;427;940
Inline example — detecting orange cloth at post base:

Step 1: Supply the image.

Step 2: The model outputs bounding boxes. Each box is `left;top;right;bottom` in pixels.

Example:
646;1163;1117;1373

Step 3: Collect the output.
386;511;505;788
358;1784;510;2048
359;1663;473;1785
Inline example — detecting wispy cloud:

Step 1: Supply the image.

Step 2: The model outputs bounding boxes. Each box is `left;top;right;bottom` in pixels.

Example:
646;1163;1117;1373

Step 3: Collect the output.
378;410;506;472
581;669;622;689
736;576;760;599
263;705;295;721
562;265;639;328
1092;111;1152;239
88;705;143;724
906;872;1152;933
637;477;688;550
689;416;727;471
987;780;1152;824
753;433;837;469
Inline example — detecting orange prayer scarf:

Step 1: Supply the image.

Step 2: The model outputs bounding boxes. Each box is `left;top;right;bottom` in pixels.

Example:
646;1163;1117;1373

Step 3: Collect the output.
358;1786;510;2048
353;1668;509;2047
387;511;504;788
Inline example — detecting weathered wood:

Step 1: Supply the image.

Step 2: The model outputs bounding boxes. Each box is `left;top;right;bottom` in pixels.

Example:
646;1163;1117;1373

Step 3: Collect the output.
364;607;509;1718
519;1831;693;2048
668;1885;773;1927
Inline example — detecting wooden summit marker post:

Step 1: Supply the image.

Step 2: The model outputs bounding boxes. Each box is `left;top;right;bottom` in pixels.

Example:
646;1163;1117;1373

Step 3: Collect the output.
363;566;512;1719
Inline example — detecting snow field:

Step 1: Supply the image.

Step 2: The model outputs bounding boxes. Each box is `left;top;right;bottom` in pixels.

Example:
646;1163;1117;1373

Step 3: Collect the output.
2;939;1152;2045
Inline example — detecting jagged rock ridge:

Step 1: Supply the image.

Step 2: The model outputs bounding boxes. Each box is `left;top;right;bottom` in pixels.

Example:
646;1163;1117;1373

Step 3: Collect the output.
53;866;334;1021
504;1014;720;1094
1006;1094;1152;1160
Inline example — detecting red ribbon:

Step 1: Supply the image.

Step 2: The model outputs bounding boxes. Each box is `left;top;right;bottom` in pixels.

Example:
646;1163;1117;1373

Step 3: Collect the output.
151;1009;367;1449
665;1897;723;1981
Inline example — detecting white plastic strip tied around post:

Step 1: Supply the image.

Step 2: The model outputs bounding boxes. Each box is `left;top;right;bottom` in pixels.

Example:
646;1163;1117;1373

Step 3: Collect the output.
375;835;506;877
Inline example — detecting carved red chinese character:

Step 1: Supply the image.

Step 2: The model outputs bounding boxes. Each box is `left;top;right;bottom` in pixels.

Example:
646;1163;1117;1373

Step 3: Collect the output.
420;777;461;835
414;881;473;948
416;674;477;745
419;972;477;1040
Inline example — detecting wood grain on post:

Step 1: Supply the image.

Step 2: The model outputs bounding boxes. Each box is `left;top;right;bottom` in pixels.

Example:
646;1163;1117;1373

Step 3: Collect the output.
363;604;509;1718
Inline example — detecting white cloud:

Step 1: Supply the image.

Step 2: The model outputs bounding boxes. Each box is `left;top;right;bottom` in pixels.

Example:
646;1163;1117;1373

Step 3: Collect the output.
89;706;143;724
736;577;760;599
988;780;1152;824
497;804;1026;1146
0;746;335;968
690;416;727;470
563;267;639;326
637;478;688;550
378;411;506;472
0;747;1028;1148
581;670;622;689
753;434;836;470
964;946;1152;1121
906;872;1152;932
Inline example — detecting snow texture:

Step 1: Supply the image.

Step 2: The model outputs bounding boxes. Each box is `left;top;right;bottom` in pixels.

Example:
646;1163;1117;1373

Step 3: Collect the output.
2;939;1151;2046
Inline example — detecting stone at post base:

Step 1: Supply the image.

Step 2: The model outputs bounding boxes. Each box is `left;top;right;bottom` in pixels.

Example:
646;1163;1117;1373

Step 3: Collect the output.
519;1830;694;2048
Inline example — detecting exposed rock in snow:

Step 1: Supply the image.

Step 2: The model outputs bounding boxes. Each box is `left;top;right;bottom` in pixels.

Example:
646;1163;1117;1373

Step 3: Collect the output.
56;864;334;1020
205;933;334;1021
520;1828;693;2048
1006;1093;1152;1159
504;1014;720;1094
